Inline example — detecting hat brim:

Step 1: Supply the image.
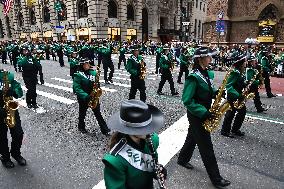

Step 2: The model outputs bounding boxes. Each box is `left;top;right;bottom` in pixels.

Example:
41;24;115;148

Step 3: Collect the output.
193;50;218;59
107;104;165;135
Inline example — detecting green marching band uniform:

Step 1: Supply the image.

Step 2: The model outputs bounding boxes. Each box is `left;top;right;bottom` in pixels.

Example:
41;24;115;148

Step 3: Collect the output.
177;47;231;188
68;51;79;79
126;48;147;102
103;99;167;189
177;47;191;84
155;45;163;74
221;54;247;137
72;59;110;135
118;46;127;69
0;70;27;168
97;43;114;84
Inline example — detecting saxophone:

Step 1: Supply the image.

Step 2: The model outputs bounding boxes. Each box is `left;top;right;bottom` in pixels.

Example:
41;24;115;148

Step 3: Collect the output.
203;68;233;133
146;135;167;189
2;71;19;128
88;66;103;109
233;70;259;109
139;58;147;80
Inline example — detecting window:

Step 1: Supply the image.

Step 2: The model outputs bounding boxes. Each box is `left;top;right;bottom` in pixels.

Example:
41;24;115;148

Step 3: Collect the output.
196;0;198;8
78;0;88;18
5;17;11;38
194;19;197;38
198;20;201;38
200;2;202;10
127;4;135;21
108;0;118;18
18;12;24;27
58;3;67;21
203;4;206;12
0;20;4;38
29;8;36;25
43;6;50;23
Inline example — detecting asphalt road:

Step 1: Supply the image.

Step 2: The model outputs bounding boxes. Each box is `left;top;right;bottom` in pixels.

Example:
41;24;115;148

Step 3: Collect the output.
0;55;283;189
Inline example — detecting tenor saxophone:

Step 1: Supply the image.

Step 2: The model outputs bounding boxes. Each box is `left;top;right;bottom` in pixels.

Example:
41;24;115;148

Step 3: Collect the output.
2;71;19;128
203;68;233;132
233;70;259;109
88;66;103;109
139;59;147;80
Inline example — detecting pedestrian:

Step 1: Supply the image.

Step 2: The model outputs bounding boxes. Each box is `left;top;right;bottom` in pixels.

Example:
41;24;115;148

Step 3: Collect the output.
103;99;167;189
0;69;26;168
177;47;231;188
73;58;110;135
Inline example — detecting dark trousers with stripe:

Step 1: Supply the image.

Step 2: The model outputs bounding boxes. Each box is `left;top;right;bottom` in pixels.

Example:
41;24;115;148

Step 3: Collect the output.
178;112;222;182
129;76;146;102
177;64;189;82
157;69;176;94
23;77;38;106
263;71;273;96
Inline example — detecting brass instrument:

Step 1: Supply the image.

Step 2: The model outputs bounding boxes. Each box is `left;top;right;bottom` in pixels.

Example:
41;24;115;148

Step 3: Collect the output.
88;65;103;109
203;68;233;132
139;58;147;80
2;71;19;128
146;135;167;189
233;70;259;109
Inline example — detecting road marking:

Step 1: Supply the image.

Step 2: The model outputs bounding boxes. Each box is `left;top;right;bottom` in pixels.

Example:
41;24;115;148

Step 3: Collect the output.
92;115;189;189
51;77;72;84
99;80;131;88
246;114;284;125
21;86;76;105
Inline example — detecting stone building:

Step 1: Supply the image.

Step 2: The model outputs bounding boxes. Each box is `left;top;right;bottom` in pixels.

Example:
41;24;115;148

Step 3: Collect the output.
0;0;181;42
203;0;284;46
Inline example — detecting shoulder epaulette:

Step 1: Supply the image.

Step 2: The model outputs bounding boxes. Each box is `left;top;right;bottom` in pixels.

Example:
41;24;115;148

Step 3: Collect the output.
110;138;127;156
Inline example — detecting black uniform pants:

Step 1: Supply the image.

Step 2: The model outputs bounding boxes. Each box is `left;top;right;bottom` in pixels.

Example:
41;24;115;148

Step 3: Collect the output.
118;55;126;69
251;86;262;110
177;64;189;82
158;70;176;94
12;57;18;71
2;52;7;64
129;76;146;102
0;110;24;160
221;103;246;133
178;112;222;182
263;71;273;96
58;54;64;67
78;99;108;132
103;61;114;82
156;55;161;74
97;54;102;66
23;77;38;105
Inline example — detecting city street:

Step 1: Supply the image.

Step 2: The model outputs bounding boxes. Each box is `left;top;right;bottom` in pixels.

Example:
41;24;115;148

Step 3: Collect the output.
0;55;283;189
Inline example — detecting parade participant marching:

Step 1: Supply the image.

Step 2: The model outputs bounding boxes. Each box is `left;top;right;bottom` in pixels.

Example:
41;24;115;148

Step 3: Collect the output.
1;43;7;64
118;45;127;69
73;58;110;135
221;54;247;138
261;49;276;98
126;46;147;102
17;46;42;109
247;55;267;113
177;47;231;188
155;44;163;74
177;47;192;84
68;51;79;79
0;69;26;168
103;99;167;189
157;47;179;96
55;42;65;67
98;41;114;84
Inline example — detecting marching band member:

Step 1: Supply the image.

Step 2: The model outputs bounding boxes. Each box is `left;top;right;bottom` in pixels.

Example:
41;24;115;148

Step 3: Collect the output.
221;54;247;138
157;47;179;96
177;47;192;84
98;41;114;84
177;47;230;188
103;99;167;189
68;51;79;79
118;45;127;70
0;69;26;168
73;58;110;135
126;46;147;102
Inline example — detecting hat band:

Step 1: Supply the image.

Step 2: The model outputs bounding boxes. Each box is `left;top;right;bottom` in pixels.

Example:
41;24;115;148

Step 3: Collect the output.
120;115;153;128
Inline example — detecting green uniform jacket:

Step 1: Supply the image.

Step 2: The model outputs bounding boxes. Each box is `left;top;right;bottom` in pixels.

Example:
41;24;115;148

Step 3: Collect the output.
119;48;127;56
73;70;97;101
103;133;159;189
126;55;143;76
69;58;79;69
182;69;217;119
159;54;173;69
261;56;271;72
156;47;163;55
246;68;260;86
226;68;246;101
179;53;189;66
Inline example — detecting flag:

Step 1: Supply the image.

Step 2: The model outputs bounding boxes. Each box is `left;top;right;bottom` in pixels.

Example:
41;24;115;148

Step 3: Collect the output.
1;0;13;16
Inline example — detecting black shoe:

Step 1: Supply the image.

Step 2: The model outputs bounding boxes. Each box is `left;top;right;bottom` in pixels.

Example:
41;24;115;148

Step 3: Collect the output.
33;104;39;109
267;94;277;98
105;81;110;84
1;158;15;168
172;91;179;96
101;126;111;136
177;81;183;84
212;179;231;188
177;161;194;169
157;91;164;95
221;132;235;138
108;79;113;83
27;104;33;109
232;130;245;136
12;155;27;166
257;107;268;113
78;128;87;133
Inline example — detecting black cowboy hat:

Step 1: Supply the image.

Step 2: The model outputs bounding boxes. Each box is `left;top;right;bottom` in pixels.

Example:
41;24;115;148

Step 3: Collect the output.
107;100;165;135
193;47;218;59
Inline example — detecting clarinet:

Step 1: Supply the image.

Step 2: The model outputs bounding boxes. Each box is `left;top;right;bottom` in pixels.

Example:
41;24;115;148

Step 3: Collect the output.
146;135;167;189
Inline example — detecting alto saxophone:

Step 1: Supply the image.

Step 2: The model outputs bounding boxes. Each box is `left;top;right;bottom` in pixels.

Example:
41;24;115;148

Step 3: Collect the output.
2;71;19;128
88;66;103;109
203;68;233;132
139;59;147;80
233;70;259;109
146;135;167;189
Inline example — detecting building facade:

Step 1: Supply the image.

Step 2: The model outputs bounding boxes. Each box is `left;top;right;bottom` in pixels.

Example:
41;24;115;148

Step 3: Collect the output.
203;0;284;46
0;0;182;42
